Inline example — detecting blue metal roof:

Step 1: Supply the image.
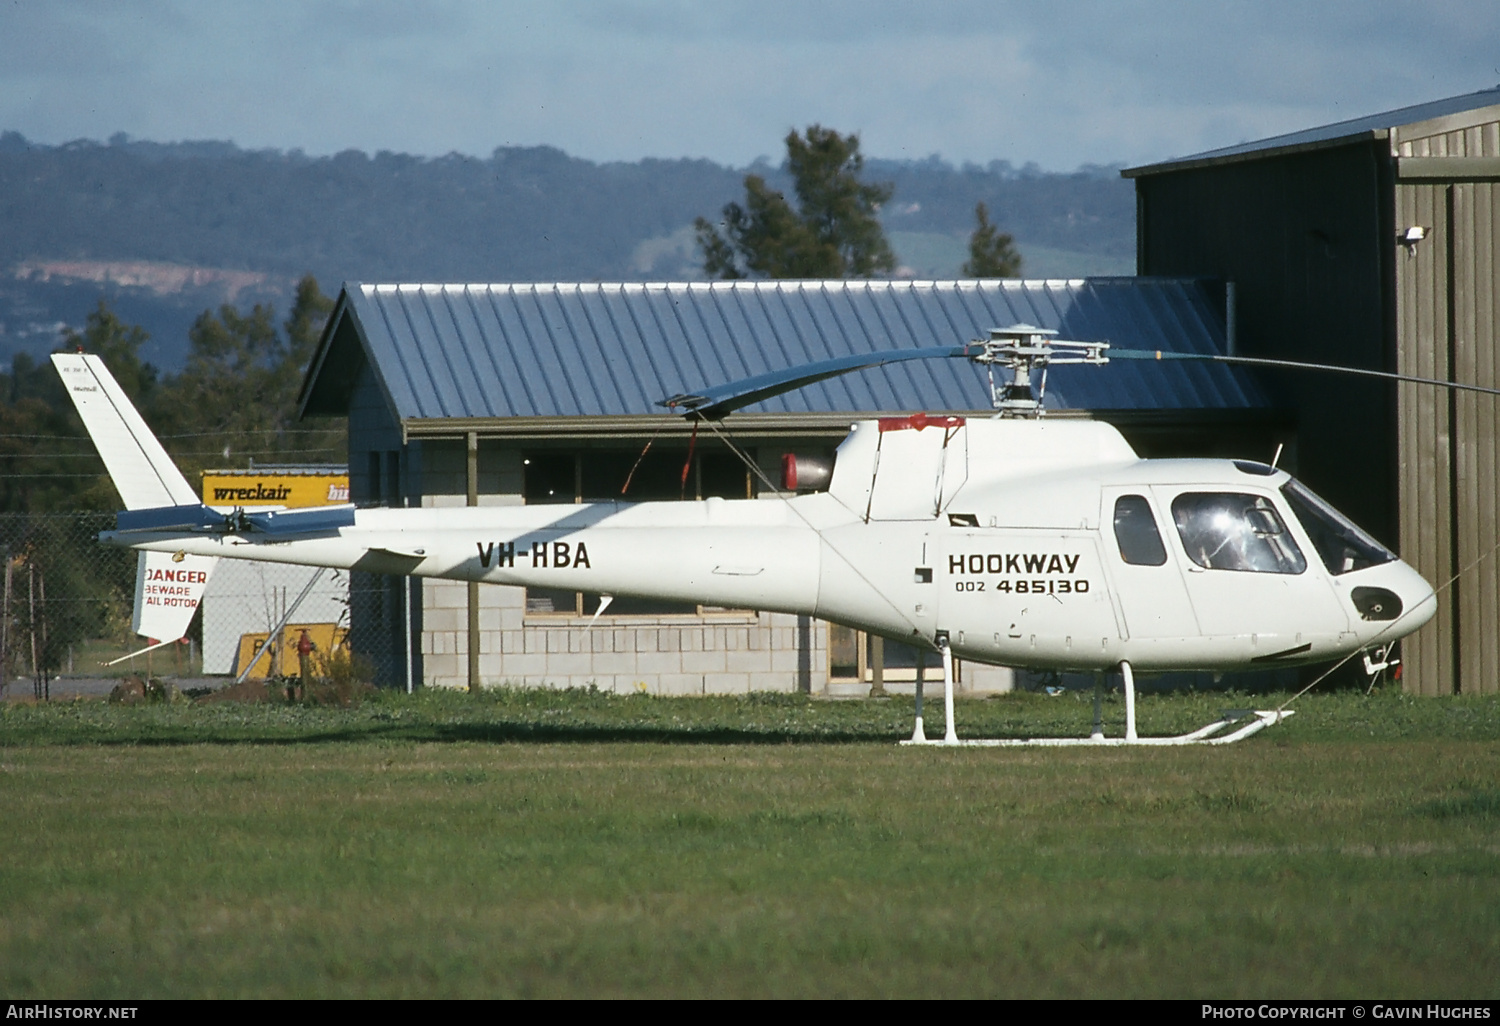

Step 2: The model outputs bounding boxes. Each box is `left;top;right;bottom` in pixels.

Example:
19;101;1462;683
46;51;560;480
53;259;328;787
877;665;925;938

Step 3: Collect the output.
1125;86;1500;177
304;278;1271;421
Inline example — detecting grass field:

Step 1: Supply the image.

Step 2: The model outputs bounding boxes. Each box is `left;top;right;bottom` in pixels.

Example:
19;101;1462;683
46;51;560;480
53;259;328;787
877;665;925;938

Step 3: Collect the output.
2;687;1497;998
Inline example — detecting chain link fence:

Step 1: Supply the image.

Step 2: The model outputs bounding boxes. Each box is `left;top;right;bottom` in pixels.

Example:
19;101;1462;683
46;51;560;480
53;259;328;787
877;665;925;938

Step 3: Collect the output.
0;513;408;697
0;513;133;699
198;563;408;688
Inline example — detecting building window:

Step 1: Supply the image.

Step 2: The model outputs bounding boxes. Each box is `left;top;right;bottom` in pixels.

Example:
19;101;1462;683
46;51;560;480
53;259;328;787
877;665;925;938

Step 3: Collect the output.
385;450;401;505
526;448;751;503
827;627;950;684
523;447;754;619
524;453;577;505
366;451;381;504
829;623;861;679
362;449;400;506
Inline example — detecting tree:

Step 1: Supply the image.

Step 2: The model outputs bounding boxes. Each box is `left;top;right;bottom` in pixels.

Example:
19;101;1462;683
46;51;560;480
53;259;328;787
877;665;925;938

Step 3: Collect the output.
962;202;1023;278
0;355;76;512
152;274;342;479
696;126;896;279
0;302;164;512
0;277;342;513
60;300;158;405
282;274;335;374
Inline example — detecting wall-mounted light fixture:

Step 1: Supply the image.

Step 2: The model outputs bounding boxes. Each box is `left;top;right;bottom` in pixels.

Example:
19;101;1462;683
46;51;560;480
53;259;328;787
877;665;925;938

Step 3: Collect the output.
1399;225;1428;256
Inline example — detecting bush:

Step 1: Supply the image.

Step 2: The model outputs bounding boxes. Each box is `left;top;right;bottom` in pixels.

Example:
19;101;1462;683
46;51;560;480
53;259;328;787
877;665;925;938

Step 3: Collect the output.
107;675;181;705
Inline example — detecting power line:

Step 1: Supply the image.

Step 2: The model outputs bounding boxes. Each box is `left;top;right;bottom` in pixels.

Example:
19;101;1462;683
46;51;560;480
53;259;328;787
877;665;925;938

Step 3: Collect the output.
0;448;345;460
0;427;342;440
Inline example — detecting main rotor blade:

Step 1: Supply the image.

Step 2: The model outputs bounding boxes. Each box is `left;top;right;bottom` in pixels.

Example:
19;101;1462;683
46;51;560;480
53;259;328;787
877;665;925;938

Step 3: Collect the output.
659;345;971;419
1110;349;1500;398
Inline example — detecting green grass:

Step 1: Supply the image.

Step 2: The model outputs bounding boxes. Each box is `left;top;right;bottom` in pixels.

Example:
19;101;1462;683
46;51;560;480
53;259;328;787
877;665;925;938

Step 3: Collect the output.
2;688;1497;998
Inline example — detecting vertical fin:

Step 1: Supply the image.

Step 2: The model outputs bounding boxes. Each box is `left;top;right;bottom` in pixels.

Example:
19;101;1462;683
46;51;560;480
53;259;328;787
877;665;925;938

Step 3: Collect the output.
52;354;217;642
51;353;198;510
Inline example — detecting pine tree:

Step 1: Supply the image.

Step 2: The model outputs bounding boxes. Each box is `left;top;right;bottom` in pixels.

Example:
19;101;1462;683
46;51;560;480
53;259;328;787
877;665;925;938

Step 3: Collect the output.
962;202;1022;278
283;274;335;374
696;126;896;279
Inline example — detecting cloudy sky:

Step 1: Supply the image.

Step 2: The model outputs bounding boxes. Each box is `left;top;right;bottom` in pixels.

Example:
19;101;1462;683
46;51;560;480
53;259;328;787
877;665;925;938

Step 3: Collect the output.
3;0;1498;170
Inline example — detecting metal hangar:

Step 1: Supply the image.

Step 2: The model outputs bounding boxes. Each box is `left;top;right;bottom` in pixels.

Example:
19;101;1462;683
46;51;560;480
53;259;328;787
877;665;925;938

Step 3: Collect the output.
1125;86;1500;695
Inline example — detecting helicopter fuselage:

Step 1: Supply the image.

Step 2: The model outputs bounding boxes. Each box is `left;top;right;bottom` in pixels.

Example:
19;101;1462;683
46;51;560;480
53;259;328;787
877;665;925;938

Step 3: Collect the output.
109;415;1435;674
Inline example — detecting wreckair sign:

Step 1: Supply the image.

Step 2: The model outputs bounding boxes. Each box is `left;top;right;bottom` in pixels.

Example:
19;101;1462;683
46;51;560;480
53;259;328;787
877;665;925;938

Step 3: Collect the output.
201;471;350;507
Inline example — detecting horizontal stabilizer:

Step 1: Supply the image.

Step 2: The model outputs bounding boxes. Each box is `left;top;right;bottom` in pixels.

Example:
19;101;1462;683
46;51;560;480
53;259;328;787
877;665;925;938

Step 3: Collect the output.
116;504;227;534
115;503;357;537
241;505;356;535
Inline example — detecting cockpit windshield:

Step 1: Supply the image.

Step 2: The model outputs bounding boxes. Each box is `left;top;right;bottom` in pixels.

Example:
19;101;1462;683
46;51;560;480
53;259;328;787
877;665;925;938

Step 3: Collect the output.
1171;492;1307;574
1280;478;1396;575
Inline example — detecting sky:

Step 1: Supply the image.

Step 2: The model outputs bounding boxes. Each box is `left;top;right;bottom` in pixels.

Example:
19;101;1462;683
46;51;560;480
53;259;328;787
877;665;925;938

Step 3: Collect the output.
2;0;1498;171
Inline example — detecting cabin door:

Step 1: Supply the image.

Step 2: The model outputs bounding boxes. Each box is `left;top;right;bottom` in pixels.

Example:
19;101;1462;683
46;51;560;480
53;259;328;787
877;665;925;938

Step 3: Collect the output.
1099;487;1199;641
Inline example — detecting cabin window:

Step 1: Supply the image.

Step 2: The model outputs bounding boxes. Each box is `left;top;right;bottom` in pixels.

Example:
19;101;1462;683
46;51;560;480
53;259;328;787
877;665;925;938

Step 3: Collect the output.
1170;492;1307;574
1112;495;1167;566
1280;479;1396;575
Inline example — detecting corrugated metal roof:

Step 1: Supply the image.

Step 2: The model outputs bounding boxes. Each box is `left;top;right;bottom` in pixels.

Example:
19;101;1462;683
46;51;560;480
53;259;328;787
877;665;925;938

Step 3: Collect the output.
303;278;1270;422
1124;86;1500;178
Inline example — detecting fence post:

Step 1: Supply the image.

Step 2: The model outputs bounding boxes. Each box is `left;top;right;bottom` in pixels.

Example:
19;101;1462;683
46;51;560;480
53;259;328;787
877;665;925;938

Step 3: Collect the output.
39;567;48;701
467;430;480;693
1;551;10;697
28;559;39;700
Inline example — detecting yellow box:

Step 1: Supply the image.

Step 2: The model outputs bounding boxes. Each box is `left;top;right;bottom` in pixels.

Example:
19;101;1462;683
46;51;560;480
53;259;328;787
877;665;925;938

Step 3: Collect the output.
234;622;350;679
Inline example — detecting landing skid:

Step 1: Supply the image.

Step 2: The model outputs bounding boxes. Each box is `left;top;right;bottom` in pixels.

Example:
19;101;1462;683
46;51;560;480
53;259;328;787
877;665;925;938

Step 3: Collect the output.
900;646;1293;747
901;708;1294;747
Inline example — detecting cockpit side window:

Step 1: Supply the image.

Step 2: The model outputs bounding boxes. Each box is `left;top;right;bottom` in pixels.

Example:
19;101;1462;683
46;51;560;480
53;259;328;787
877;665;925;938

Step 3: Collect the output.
1170;492;1307;574
1113;495;1167;566
1280;478;1396;575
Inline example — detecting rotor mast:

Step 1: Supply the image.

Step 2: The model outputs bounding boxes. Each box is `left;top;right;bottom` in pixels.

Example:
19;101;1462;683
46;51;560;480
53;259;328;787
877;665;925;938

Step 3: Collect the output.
972;324;1110;418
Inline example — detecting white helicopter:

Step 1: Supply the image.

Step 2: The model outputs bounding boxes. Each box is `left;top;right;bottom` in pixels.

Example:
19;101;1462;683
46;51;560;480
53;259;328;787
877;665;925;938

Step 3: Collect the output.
53;325;1445;746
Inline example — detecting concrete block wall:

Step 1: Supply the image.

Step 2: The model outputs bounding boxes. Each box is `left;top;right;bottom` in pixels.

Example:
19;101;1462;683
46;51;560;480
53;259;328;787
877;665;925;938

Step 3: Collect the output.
419;570;823;694
963;662;1015;693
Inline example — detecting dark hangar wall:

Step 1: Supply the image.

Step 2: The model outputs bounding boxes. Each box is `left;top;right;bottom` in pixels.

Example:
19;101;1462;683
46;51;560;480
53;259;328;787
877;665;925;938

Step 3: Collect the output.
1133;141;1397;547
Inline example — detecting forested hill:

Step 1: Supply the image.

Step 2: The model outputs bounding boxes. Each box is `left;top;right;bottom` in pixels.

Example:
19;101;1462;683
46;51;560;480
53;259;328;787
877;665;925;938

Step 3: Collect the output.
0;134;747;283
0;132;1134;369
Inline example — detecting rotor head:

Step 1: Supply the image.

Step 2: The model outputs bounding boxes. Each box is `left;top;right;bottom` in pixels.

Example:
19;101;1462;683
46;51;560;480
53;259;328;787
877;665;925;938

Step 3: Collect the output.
971;324;1110;417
